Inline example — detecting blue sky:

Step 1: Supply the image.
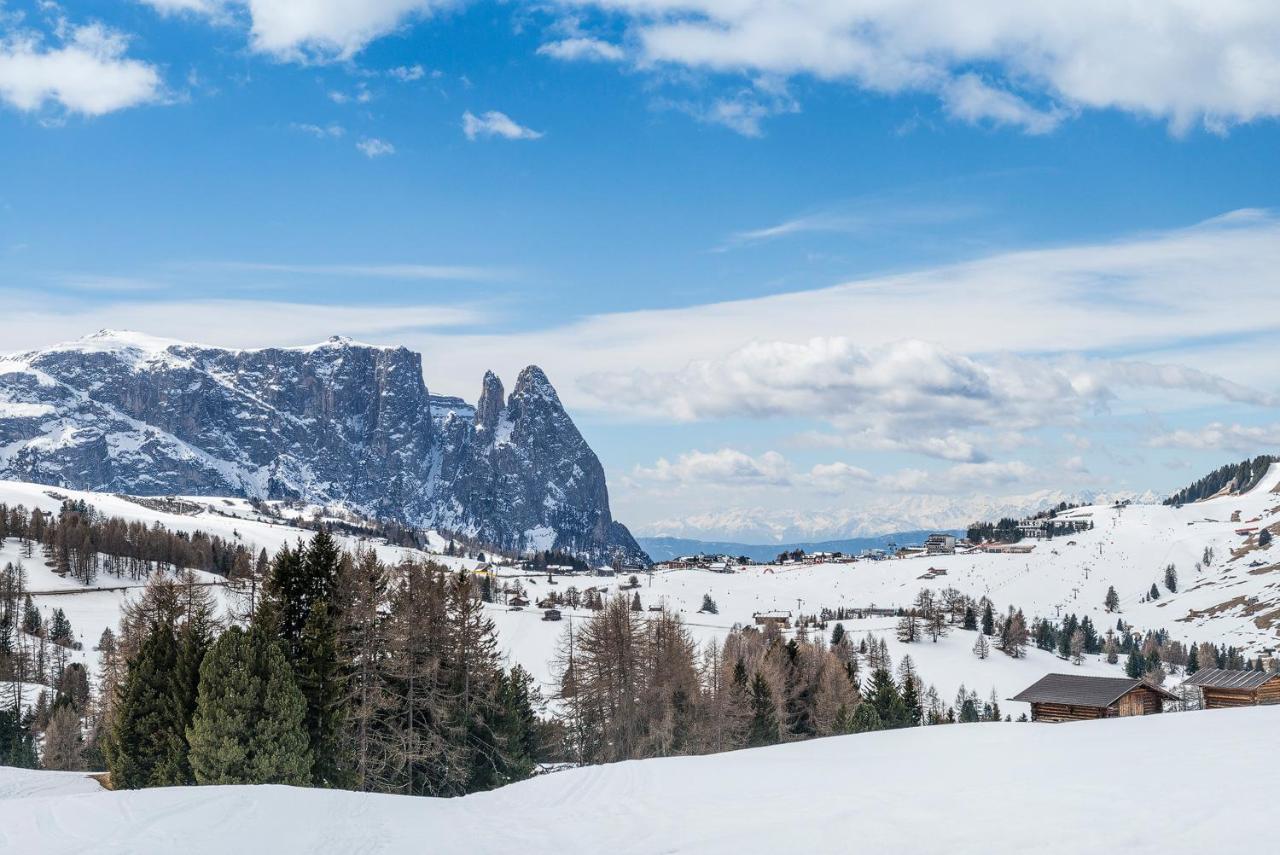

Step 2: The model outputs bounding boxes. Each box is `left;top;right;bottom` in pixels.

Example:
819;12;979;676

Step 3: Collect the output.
2;0;1280;541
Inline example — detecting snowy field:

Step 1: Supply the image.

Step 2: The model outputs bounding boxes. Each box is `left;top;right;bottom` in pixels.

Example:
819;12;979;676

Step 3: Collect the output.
1;705;1275;854
4;468;1278;716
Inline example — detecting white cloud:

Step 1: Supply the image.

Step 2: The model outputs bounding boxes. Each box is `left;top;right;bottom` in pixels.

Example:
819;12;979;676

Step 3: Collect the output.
0;24;163;117
1149;422;1280;452
0;298;481;353
405;209;1280;409
291;121;345;137
941;73;1065;135
631;446;1034;497
660;75;798;137
633;448;792;487
138;0;231;16
551;0;1280;133
244;0;448;62
356;137;395;157
537;37;625;63
388;63;425;81
462;110;543;141
209;261;504;280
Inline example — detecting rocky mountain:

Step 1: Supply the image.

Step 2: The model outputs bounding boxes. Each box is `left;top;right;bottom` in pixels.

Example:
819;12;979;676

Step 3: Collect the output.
0;330;646;565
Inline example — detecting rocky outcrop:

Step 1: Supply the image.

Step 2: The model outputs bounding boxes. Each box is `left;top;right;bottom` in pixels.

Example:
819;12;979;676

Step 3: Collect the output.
0;330;647;565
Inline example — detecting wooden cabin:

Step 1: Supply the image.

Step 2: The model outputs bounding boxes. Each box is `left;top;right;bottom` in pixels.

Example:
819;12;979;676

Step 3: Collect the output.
753;610;792;629
1182;668;1280;708
1010;674;1178;722
542;608;562;622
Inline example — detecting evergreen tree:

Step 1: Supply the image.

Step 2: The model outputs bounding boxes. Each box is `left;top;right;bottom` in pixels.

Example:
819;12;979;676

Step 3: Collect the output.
850;702;882;733
747;674;779;747
1124;649;1146;679
962;605;977;631
700;593;718;614
1104;585;1120;613
296;599;349;788
830;622;846;647
0;707;37;768
1149;582;1160;601
187;625;312;786
865;668;908;729
105;623;189;789
1186;643;1200;675
980;601;994;636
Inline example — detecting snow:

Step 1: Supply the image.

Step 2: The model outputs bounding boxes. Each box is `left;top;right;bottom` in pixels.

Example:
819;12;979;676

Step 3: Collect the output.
4;465;1278;722
1;705;1276;854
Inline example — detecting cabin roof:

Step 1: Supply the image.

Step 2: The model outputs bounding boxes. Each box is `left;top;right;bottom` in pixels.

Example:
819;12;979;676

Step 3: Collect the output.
1010;673;1179;707
1182;668;1279;690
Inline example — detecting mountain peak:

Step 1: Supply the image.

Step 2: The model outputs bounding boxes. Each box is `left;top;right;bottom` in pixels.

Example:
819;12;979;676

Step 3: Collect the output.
511;365;560;406
476;370;505;432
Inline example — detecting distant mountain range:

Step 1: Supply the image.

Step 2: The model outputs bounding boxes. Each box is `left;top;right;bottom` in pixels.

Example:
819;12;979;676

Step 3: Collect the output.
0;331;646;565
635;488;1157;545
636;531;963;563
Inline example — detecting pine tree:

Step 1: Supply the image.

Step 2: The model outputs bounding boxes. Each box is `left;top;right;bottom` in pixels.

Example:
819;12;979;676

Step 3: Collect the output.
700;593;718;614
1104;585;1120;613
865;667;908;729
850;702;882;733
105;623;189;789
187;625;312;786
296;599;348;788
962;605;977;631
1149;582;1160;601
747;674;779;747
1124;649;1146;679
1186;643;1200;675
830;622;846;647
980;601;994;636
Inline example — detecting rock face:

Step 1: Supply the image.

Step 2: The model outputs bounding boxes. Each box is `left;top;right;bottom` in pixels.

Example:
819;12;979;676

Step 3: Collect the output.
0;331;647;565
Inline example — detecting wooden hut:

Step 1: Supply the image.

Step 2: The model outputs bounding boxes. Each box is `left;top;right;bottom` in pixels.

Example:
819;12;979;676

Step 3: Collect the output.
1182;668;1280;708
1011;674;1178;722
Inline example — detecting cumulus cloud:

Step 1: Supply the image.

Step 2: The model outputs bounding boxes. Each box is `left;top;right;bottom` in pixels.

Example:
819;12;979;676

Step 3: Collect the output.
356;137;395;157
1149;422;1280;452
0;23;163;117
632;448;792;487
244;0;448;62
462;110;543;141
631;447;1035;497
551;0;1280;133
537;37;625;63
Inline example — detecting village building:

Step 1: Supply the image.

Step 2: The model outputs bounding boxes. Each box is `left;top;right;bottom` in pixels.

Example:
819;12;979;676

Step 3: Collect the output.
1182;668;1280;708
1010;674;1178;722
924;533;957;555
753;610;792;629
542;608;562;622
508;594;530;608
980;543;1036;554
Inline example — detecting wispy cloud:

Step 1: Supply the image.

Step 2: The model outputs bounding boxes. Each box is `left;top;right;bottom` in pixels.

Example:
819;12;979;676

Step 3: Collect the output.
537;37;625;63
462;110;543;141
206;262;508;281
356;137;395;158
291;122;345;138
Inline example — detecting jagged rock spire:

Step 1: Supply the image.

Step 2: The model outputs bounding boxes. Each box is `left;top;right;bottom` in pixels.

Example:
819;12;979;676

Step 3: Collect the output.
476;370;505;432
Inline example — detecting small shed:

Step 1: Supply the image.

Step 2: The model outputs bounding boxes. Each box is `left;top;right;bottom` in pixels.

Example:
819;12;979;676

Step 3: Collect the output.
1182;668;1280;708
508;595;530;608
542;608;562;622
1010;674;1178;722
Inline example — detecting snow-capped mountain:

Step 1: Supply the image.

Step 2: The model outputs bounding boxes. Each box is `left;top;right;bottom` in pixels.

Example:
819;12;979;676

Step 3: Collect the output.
636;488;1157;543
0;330;645;564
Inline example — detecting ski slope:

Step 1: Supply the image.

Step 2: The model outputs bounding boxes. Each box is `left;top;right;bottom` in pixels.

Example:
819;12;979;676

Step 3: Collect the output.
1;705;1275;854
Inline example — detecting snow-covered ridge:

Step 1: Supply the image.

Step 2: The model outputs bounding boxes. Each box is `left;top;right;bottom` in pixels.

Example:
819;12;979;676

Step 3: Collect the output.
2;706;1277;854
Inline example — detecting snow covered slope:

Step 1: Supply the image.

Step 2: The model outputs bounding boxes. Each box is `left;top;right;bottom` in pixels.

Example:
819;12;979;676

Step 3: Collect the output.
1;706;1275;854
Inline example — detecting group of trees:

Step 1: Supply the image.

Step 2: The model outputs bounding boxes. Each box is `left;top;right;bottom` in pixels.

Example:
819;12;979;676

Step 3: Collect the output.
553;594;1013;767
0;559;85;768
97;532;545;796
0;500;259;585
1164;455;1278;506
